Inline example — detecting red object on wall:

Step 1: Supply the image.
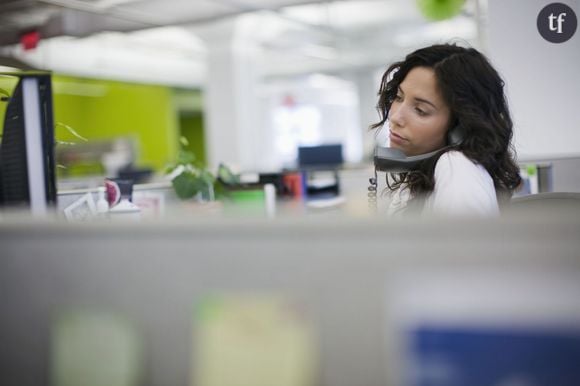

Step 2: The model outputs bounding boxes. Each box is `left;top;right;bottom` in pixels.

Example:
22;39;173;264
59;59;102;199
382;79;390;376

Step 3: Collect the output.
20;31;40;51
282;94;296;108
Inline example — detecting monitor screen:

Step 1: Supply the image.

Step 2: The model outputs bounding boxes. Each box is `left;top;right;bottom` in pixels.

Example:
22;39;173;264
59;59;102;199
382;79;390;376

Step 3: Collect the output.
0;73;56;214
297;144;343;169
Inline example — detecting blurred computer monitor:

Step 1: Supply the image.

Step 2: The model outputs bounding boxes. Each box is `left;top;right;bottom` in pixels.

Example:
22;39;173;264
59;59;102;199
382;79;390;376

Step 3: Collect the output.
0;73;56;214
298;144;343;170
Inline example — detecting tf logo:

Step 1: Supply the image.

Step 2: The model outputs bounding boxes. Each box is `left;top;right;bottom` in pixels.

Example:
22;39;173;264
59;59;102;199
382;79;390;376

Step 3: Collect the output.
537;2;577;43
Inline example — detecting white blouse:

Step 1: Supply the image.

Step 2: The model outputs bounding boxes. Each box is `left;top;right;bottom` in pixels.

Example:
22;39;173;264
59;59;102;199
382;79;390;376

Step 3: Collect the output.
386;151;499;217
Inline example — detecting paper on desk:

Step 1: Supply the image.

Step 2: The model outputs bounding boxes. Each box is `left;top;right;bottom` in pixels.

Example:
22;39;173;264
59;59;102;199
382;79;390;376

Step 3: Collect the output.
192;295;317;386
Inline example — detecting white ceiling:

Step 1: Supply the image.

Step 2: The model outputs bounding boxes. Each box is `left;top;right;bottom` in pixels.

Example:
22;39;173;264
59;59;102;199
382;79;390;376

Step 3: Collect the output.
0;0;483;86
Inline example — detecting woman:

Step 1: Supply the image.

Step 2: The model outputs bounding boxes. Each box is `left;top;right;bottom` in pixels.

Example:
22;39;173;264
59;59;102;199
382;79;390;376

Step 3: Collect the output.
371;43;521;216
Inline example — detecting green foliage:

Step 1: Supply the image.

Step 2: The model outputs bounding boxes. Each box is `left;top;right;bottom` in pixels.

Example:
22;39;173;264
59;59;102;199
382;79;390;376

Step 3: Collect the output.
55;121;88;147
172;171;209;199
416;0;464;21
166;136;225;201
53;122;88;171
56;122;88;142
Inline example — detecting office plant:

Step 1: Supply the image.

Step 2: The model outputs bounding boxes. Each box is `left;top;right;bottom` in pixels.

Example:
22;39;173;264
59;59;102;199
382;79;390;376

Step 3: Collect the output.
165;136;237;201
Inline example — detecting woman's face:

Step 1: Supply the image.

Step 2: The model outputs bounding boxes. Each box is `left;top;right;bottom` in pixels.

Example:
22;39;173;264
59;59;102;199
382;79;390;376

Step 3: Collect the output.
387;66;451;156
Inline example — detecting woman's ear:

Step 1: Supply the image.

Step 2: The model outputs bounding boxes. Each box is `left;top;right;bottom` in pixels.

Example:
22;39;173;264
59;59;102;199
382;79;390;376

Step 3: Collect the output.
447;124;465;146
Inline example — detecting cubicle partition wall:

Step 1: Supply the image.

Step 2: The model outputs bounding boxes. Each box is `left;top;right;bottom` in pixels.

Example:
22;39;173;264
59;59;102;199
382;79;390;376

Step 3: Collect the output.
1;215;580;386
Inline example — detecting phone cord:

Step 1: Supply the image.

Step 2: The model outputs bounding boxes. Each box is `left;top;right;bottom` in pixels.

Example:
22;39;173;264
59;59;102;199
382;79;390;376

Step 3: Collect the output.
368;167;378;213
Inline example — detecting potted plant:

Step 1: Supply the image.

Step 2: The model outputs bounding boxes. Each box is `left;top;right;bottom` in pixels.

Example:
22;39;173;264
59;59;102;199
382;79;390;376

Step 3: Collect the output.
165;137;237;201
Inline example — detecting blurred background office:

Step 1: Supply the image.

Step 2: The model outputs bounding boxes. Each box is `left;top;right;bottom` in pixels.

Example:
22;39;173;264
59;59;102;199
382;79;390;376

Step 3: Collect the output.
1;0;578;195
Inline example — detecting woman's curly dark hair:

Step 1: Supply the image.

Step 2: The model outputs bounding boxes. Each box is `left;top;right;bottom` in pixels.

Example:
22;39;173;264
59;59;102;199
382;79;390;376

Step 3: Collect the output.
371;43;521;205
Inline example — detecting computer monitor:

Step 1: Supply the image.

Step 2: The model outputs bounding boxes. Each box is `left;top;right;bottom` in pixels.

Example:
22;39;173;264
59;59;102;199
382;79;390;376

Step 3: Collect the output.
0;72;56;215
297;143;343;169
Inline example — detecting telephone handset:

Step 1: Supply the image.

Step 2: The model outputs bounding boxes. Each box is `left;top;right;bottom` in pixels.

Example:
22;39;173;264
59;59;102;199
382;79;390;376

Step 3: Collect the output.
368;123;464;212
373;123;464;172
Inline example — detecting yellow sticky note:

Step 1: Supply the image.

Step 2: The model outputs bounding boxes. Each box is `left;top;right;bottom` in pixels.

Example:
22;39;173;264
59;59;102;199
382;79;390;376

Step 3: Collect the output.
193;295;317;386
51;310;142;386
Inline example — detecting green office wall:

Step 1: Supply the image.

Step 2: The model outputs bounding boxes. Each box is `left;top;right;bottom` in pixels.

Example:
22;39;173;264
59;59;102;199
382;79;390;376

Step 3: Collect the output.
174;87;206;167
179;112;206;167
1;74;206;176
52;75;181;173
